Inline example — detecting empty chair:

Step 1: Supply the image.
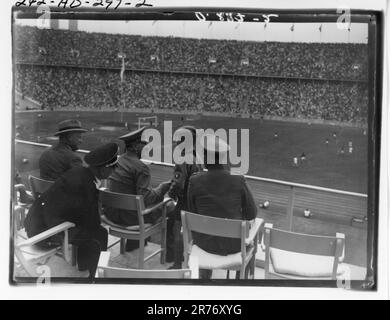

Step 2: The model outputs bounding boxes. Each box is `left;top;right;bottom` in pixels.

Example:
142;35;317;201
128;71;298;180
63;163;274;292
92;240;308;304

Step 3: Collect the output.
263;223;346;280
95;251;198;279
181;210;263;279
99;189;173;269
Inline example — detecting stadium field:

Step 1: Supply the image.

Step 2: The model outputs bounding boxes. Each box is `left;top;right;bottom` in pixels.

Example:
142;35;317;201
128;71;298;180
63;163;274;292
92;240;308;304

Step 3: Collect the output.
15;110;368;194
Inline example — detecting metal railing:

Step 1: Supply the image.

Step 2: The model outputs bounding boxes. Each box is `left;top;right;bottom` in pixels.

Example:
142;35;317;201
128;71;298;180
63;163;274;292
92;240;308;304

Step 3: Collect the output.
15;139;367;230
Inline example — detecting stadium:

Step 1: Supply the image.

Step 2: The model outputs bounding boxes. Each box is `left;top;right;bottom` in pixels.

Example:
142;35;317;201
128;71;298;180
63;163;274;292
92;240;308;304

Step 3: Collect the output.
12;13;371;282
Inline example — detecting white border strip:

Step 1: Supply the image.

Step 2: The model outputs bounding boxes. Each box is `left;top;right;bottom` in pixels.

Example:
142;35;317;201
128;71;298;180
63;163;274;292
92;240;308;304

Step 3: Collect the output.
15;139;367;198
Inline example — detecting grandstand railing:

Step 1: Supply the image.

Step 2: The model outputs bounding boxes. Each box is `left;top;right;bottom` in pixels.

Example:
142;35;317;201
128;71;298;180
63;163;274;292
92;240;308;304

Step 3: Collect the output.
15;61;368;83
15;139;368;230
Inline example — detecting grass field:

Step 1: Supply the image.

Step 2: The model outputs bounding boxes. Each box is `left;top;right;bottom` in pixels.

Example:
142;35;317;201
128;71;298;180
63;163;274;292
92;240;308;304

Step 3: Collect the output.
15;110;368;193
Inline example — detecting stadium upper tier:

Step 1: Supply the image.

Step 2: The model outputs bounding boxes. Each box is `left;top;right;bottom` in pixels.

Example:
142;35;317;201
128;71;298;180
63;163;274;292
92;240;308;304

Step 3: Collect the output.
14;26;368;81
16;64;368;122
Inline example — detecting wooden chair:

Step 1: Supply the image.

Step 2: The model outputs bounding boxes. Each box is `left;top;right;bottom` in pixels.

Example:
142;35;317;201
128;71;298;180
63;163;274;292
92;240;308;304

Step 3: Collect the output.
13;182;75;277
99;189;173;269
95;251;199;279
181;210;264;279
263;223;346;280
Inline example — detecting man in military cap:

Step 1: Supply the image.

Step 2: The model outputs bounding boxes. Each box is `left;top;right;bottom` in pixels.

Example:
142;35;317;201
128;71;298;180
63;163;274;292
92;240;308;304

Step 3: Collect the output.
105;127;172;251
39;119;87;181
167;125;203;267
25;142;119;279
187;134;257;279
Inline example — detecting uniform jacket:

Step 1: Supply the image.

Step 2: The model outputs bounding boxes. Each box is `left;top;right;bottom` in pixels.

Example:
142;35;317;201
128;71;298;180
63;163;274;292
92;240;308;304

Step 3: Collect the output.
39;141;83;181
187;166;257;255
107;150;164;206
25;167;102;238
105;150;164;226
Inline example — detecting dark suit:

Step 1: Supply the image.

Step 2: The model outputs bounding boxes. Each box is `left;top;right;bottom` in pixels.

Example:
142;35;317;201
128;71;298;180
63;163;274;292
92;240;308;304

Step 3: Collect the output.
167;155;203;265
24;167;108;275
187;166;257;255
39;141;83;181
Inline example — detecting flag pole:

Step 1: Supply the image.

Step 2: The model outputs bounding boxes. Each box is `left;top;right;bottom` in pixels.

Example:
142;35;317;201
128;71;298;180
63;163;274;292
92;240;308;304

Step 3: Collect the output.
120;55;125;123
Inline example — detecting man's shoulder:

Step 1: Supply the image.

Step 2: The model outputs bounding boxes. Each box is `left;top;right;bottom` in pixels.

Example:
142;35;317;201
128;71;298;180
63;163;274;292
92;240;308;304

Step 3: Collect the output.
188;170;206;183
41;143;77;158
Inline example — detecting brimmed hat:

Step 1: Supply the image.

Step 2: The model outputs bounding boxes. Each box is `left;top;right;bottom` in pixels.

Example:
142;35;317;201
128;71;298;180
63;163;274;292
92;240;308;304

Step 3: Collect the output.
119;126;147;145
200;134;230;154
84;142;119;168
54;119;87;136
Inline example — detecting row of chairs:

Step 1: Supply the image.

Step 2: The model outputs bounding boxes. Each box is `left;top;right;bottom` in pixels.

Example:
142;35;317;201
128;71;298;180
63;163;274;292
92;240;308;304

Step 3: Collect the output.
13;175;346;280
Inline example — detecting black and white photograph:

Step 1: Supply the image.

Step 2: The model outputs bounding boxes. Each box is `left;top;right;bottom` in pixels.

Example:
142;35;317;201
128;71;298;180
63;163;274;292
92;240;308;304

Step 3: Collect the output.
7;0;387;296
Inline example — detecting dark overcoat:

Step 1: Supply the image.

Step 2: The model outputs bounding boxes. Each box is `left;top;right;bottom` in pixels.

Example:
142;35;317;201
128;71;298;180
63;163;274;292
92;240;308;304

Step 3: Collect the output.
39;142;83;181
187;167;257;255
25;167;107;273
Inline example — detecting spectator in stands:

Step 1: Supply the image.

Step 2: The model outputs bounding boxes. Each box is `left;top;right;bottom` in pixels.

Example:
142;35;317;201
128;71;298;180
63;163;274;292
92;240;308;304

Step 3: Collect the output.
16;63;368;123
14;23;369;124
105;127;172;251
14;25;368;81
25;142;119;280
39;119;87;181
187;134;257;279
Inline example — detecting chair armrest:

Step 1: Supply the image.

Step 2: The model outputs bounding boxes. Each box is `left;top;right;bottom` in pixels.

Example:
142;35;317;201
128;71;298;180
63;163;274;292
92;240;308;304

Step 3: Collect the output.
14;184;27;192
142;197;175;216
17;222;75;248
101;215;127;229
245;218;264;246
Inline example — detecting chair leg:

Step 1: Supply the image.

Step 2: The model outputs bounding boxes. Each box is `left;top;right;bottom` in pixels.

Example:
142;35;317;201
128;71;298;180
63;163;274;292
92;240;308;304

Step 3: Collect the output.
245;263;250;279
71;245;78;266
138;238;145;269
160;222;167;265
239;267;245;279
250;255;256;279
120;238;126;254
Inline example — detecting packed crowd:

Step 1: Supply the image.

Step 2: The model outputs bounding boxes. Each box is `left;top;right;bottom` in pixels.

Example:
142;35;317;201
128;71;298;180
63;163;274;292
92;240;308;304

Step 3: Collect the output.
16;65;368;122
14;26;368;81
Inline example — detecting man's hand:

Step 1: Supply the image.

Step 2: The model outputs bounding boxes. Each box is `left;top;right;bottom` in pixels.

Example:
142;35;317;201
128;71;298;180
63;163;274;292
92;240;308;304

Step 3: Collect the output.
155;180;172;197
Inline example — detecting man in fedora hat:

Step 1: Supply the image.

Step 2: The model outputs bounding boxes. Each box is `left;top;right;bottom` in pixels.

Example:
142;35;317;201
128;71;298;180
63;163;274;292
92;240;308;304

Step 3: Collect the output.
39;119;87;181
25;142;119;279
105;127;172;251
187;134;257;278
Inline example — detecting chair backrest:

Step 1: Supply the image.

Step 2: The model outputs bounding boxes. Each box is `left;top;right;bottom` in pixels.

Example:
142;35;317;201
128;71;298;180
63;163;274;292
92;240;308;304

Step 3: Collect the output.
181;210;250;240
264;223;344;256
99;189;144;211
28;175;54;199
264;223;345;279
99;189;146;227
97;266;194;279
96;251;198;279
